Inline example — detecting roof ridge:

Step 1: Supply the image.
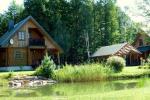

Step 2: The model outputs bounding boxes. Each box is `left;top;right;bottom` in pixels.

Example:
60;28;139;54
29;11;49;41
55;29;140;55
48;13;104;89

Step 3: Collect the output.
99;42;127;49
92;42;128;57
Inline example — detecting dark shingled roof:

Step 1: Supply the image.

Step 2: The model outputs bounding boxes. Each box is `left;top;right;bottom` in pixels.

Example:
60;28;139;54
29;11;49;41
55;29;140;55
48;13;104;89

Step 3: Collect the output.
0;17;28;46
0;16;63;53
137;46;150;52
91;43;127;57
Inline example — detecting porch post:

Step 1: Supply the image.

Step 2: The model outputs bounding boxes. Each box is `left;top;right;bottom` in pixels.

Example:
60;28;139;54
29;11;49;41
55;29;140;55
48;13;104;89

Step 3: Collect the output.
130;53;131;65
44;46;48;54
136;54;138;64
57;52;60;65
5;48;8;66
27;47;31;65
7;47;10;66
144;52;147;59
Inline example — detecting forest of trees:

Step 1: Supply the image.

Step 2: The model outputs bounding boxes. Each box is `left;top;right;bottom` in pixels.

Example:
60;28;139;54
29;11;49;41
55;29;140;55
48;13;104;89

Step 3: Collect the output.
0;0;141;64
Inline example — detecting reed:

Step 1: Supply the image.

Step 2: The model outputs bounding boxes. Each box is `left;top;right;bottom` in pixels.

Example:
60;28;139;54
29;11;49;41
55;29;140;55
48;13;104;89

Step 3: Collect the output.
53;63;112;82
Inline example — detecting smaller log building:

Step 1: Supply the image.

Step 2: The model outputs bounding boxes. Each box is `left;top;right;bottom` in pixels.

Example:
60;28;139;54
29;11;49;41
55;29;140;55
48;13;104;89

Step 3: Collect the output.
91;43;141;66
133;32;150;61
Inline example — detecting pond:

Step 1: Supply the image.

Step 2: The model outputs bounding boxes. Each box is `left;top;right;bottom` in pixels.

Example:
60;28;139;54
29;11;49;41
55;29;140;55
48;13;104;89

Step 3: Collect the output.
0;78;150;100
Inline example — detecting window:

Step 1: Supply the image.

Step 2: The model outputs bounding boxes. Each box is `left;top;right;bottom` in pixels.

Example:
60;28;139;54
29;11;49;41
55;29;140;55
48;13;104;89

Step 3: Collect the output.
18;41;25;47
18;32;26;47
18;32;25;40
139;39;143;46
14;50;24;60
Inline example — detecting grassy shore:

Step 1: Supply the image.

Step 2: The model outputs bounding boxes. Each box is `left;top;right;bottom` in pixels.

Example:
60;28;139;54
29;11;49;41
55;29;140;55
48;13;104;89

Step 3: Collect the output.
110;66;150;80
0;65;150;81
0;66;150;100
0;71;34;79
53;64;150;82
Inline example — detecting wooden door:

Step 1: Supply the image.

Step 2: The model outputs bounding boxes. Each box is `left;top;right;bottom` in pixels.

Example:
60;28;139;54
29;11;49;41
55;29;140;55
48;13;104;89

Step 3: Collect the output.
30;49;44;67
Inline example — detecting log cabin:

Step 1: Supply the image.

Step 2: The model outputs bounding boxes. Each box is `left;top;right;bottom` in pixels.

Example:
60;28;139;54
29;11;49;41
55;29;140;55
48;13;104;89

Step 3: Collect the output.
91;43;141;66
0;16;63;68
133;32;150;61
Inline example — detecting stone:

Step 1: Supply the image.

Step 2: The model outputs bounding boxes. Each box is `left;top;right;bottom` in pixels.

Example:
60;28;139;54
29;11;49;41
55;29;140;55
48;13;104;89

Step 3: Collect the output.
8;76;57;88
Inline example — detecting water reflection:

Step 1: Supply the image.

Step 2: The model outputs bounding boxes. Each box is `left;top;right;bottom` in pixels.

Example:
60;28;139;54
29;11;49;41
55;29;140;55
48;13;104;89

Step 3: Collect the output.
0;79;148;98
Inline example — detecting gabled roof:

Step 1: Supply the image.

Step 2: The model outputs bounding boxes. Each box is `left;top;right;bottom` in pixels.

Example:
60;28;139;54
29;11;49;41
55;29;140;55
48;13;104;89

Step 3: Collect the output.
0;17;28;46
92;43;141;57
92;43;127;57
0;16;63;53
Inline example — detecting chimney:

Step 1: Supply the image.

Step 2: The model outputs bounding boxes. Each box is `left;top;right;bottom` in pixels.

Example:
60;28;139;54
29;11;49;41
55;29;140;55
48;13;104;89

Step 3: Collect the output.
8;20;14;31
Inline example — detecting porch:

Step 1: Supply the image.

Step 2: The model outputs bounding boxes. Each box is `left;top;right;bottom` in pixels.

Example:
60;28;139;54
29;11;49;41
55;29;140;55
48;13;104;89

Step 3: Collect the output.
126;51;141;66
0;47;60;68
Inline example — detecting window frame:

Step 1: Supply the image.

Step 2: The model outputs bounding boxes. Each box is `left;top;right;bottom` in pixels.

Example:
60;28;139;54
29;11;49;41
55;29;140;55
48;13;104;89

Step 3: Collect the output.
18;32;25;40
14;50;24;60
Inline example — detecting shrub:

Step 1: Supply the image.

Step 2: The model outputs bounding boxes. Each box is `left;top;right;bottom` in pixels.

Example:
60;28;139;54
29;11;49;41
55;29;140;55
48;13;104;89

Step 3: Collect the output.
106;56;125;73
138;66;142;69
5;72;13;79
34;53;56;78
53;63;112;82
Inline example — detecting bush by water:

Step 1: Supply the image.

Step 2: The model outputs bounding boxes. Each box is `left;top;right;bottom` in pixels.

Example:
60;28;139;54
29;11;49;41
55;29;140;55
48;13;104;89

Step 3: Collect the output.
107;56;125;72
35;53;56;78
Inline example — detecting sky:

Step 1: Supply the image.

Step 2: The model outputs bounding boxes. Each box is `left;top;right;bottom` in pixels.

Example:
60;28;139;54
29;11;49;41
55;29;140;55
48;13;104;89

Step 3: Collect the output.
117;0;145;23
0;0;146;24
0;0;23;13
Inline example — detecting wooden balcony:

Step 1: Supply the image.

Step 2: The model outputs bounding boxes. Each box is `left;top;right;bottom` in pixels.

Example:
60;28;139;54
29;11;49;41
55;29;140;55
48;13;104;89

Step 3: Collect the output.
29;38;45;46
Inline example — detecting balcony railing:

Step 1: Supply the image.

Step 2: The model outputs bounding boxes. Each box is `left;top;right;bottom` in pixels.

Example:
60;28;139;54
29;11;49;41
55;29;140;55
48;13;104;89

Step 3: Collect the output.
29;38;45;46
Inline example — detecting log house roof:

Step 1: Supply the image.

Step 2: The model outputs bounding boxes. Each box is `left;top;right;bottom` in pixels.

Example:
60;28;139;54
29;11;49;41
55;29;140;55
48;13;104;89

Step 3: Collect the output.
91;43;141;57
0;16;63;53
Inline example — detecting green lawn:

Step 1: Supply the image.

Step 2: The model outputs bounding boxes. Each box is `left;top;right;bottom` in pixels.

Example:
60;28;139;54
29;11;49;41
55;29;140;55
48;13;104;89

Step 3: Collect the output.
0;66;150;80
0;66;150;100
111;66;150;80
0;71;34;79
119;66;150;75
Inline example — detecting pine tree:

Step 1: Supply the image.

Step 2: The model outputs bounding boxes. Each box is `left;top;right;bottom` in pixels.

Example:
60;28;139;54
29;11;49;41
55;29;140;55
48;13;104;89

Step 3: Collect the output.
35;53;56;78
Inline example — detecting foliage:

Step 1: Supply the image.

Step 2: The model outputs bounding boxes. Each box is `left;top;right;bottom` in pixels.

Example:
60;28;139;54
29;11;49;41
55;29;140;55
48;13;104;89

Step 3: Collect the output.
140;57;146;66
0;0;141;64
0;0;24;36
107;56;125;72
117;7;140;43
139;55;150;69
53;63;112;82
35;53;56;78
137;0;150;19
4;72;13;79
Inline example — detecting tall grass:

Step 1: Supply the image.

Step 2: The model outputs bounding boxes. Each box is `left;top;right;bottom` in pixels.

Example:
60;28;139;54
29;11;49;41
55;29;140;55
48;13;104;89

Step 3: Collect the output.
53;63;113;82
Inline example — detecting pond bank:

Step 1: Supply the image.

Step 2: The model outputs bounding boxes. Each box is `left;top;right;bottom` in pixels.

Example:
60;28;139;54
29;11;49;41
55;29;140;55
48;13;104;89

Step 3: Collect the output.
0;66;150;83
0;78;150;100
9;76;56;88
109;67;150;81
53;65;150;82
